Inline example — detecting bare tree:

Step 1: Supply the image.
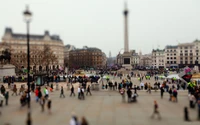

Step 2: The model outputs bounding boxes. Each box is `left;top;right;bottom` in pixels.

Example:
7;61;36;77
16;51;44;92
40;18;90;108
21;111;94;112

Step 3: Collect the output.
30;47;43;73
41;45;58;73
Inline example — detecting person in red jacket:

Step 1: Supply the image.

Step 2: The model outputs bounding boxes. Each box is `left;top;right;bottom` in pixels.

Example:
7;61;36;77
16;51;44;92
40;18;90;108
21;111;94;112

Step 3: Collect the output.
35;87;39;102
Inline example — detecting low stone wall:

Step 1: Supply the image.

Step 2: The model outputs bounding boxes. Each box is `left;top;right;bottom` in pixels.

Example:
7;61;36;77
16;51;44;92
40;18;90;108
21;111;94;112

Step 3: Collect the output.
0;64;16;83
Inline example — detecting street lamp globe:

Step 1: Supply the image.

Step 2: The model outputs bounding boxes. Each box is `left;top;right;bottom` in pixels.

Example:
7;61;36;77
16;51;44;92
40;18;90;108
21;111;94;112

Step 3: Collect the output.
23;6;32;23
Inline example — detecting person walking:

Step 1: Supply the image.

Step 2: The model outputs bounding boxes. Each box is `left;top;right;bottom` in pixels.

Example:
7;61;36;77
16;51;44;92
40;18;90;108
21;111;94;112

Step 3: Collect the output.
160;87;165;99
86;85;92;96
4;91;9;105
0;85;6;95
60;86;65;98
173;89;178;102
47;98;52;114
45;87;49;99
81;87;85;100
40;96;45;112
38;87;42;101
146;83;151;94
127;88;132;103
168;88;172;101
81;117;88;125
19;85;25;95
120;88;125;102
70;115;79;125
70;85;75;97
0;93;4;107
184;107;190;121
78;86;81;99
151;100;161;119
198;95;200;120
189;94;195;108
31;82;35;92
12;84;17;96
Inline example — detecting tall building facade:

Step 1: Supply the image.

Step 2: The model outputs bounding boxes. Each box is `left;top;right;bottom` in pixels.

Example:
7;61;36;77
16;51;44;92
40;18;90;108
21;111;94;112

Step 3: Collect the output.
1;28;64;71
165;45;178;68
64;44;76;67
68;46;106;69
139;54;152;67
152;49;165;68
130;50;140;68
177;42;195;68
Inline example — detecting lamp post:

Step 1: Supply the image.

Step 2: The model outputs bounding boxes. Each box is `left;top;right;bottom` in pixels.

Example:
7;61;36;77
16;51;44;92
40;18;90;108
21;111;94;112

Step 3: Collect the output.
23;5;32;125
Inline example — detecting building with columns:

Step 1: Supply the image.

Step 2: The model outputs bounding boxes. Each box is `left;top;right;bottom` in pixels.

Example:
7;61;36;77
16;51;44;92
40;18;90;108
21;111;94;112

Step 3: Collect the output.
1;28;64;72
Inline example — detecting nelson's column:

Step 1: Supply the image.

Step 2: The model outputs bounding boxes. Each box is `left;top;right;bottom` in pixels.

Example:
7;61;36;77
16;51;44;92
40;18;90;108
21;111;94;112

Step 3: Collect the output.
122;1;132;69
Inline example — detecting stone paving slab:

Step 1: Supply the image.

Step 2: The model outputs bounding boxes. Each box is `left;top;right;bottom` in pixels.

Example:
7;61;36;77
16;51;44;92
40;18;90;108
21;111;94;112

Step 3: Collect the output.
0;73;199;125
0;89;199;125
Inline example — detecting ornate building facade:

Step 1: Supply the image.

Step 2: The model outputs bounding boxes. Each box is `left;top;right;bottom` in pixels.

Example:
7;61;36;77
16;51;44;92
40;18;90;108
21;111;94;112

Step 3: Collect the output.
1;28;64;72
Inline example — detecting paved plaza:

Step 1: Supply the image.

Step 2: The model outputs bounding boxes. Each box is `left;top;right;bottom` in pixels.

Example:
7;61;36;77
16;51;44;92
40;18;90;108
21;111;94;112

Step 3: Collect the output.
0;75;200;125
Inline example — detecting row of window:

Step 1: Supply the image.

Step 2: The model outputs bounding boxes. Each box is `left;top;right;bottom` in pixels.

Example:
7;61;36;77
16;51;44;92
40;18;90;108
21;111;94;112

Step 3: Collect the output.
180;57;193;60
180;61;193;64
166;50;176;52
167;61;176;64
167;57;176;59
167;54;176;56
180;46;193;49
180;53;194;56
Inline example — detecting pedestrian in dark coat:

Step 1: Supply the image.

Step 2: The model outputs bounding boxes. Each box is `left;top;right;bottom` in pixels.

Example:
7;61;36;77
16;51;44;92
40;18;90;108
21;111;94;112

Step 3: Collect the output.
60;86;65;98
4;91;9;105
184;107;190;121
127;88;132;103
160;87;165;99
47;98;52;114
70;85;75;96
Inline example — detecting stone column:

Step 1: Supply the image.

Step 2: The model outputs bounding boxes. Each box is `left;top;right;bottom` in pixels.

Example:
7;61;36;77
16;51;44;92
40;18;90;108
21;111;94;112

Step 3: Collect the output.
124;3;129;52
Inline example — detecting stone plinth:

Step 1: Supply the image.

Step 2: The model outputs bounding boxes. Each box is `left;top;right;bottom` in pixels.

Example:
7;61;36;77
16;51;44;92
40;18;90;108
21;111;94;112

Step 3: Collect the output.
0;64;16;82
121;52;132;70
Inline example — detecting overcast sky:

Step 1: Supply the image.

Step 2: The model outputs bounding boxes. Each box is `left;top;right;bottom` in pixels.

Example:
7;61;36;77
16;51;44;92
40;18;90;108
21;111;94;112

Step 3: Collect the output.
0;0;200;57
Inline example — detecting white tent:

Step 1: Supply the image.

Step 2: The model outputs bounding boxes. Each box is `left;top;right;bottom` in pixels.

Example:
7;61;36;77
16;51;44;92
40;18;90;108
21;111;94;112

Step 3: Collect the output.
167;74;180;79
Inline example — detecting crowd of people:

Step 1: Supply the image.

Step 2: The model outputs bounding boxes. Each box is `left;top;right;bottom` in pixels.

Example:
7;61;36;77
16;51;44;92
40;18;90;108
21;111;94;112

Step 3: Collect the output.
0;69;200;124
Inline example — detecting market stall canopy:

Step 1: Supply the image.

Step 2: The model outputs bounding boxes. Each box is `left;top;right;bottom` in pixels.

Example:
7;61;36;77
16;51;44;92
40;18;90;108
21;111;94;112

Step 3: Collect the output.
167;74;180;79
191;73;200;79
